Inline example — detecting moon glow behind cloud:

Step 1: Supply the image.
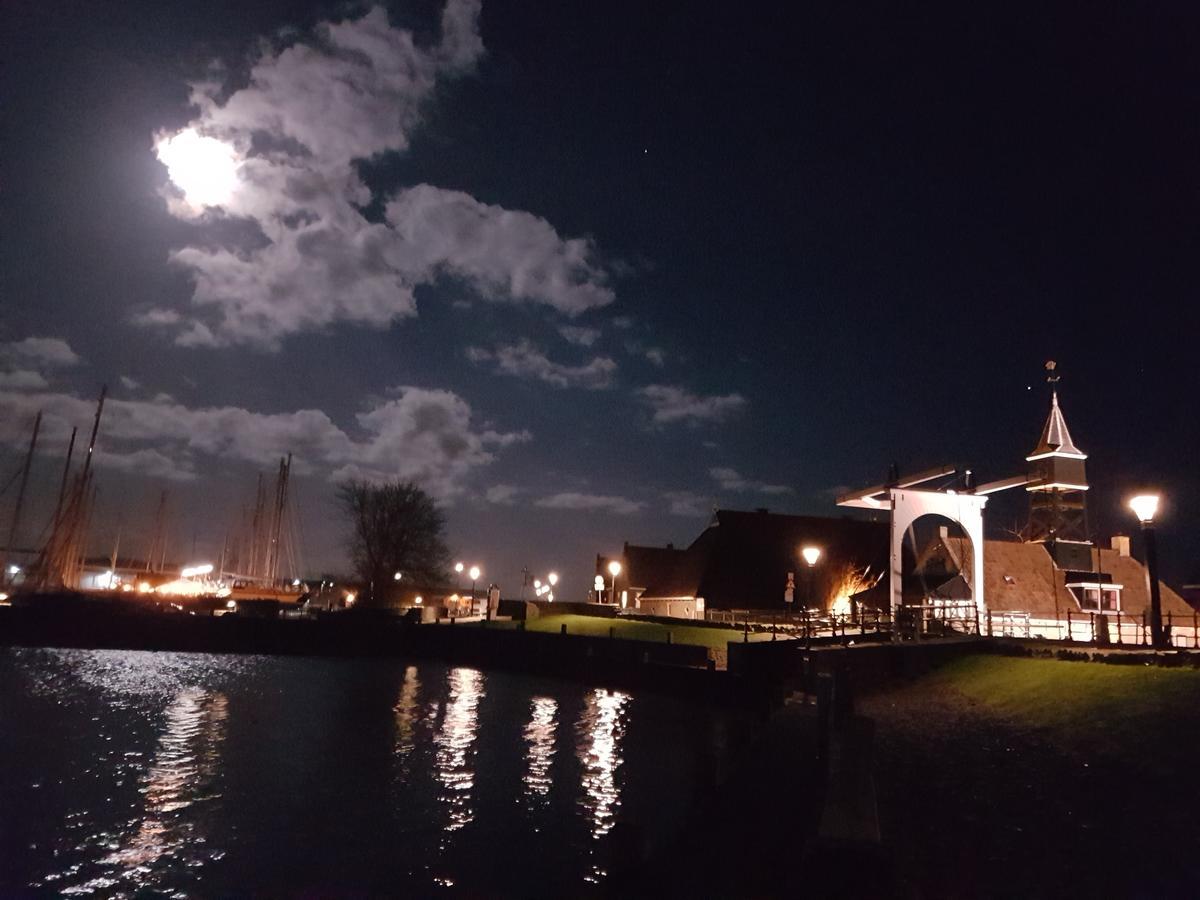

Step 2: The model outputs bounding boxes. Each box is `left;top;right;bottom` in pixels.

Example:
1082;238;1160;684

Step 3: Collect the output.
155;128;240;210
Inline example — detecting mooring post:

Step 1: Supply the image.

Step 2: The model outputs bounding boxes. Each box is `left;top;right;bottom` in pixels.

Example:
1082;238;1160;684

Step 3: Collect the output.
609;626;615;639
561;623;567;635
666;630;672;645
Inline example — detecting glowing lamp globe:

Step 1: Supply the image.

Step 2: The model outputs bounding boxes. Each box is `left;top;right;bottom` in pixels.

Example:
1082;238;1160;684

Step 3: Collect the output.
469;566;480;581
455;562;464;574
801;546;822;567
548;572;558;586
1129;494;1160;524
607;560;622;578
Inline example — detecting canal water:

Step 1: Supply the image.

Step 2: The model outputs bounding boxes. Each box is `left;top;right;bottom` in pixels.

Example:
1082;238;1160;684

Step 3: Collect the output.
0;648;741;896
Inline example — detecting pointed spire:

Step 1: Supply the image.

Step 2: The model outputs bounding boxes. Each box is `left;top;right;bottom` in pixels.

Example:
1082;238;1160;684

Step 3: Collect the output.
1027;361;1086;460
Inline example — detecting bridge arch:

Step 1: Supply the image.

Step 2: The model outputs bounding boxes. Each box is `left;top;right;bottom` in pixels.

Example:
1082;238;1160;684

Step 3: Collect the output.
888;488;987;624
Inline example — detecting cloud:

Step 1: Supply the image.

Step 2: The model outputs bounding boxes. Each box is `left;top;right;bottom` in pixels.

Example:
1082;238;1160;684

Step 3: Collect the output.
534;492;645;515
0;337;81;369
662;490;711;517
0;370;50;391
709;466;792;495
643;347;666;367
484;484;519;505
467;341;616;389
0;384;524;499
636;385;746;424
148;2;613;349
559;325;601;347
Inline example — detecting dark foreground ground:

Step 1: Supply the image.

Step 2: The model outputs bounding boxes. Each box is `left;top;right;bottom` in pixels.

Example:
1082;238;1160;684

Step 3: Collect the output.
863;655;1200;899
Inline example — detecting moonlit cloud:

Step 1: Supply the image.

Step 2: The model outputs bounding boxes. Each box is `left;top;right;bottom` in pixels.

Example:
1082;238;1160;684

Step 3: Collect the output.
0;337;81;369
534;492;645;515
662;490;711;517
146;2;614;349
636;384;747;424
709;466;792;495
466;341;616;389
485;484;519;505
0;384;526;499
0;370;50;391
558;325;602;347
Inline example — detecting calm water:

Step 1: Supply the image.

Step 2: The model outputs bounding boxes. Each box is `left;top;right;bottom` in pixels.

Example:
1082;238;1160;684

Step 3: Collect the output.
0;648;739;897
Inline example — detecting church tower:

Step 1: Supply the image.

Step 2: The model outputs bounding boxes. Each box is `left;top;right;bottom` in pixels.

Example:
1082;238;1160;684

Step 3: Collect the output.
1025;362;1092;569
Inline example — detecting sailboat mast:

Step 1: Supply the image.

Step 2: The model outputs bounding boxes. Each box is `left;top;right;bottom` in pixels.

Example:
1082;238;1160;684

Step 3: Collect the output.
1;411;41;589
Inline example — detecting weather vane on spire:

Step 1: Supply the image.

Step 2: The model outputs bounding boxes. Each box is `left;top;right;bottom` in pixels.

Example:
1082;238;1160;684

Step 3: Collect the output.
1045;359;1059;386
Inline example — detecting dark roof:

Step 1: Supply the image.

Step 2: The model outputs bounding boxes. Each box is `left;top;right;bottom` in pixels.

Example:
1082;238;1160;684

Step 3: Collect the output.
623;509;889;609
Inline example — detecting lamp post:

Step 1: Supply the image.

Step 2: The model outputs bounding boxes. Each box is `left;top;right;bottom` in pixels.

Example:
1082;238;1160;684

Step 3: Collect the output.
608;560;622;607
801;546;822;608
469;565;481;613
1130;495;1165;650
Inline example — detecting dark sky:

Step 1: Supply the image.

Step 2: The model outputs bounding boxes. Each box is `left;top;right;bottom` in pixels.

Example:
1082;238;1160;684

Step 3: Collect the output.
2;0;1198;589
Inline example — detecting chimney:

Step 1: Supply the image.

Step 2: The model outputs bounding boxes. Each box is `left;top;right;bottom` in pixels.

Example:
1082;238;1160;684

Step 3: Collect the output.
1111;535;1131;557
666;543;674;550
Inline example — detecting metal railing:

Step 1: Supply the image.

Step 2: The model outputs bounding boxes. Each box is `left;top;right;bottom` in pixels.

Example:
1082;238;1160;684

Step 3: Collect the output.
986;608;1200;649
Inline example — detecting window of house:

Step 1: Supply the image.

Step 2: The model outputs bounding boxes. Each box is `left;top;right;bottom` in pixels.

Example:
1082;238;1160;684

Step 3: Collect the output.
1070;584;1121;613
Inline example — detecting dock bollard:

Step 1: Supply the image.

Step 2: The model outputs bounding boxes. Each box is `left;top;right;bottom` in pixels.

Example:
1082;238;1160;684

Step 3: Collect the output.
561;623;567;635
609;626;615;639
666;631;672;645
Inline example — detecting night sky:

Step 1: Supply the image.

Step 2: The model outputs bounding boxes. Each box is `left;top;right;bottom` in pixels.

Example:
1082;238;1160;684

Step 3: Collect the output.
2;0;1197;589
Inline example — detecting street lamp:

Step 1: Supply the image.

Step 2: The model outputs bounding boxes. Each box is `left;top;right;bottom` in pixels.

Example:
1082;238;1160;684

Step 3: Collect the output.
469;565;481;611
393;571;402;581
1129;494;1165;649
547;572;558;603
607;560;622;607
801;546;822;610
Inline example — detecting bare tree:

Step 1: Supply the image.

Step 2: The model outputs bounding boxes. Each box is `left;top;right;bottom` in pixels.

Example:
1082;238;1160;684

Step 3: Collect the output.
338;479;451;602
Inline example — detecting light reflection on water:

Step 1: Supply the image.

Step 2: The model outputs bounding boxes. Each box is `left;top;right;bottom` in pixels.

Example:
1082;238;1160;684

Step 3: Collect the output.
46;687;228;896
523;697;558;807
577;688;631;884
432;667;484;834
3;649;732;896
394;664;422;760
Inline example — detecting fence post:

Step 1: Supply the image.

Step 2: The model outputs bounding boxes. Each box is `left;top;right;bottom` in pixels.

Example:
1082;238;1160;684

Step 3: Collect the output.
1115;611;1122;646
561;623;567;635
987;609;993;638
1142;611;1147;647
1168;612;1173;648
1089;611;1096;645
666;630;672;645
1066;609;1072;642
744;612;750;642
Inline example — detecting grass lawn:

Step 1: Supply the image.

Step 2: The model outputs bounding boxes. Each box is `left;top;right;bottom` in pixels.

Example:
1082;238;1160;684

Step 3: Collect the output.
864;654;1200;897
914;653;1200;769
500;613;781;649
